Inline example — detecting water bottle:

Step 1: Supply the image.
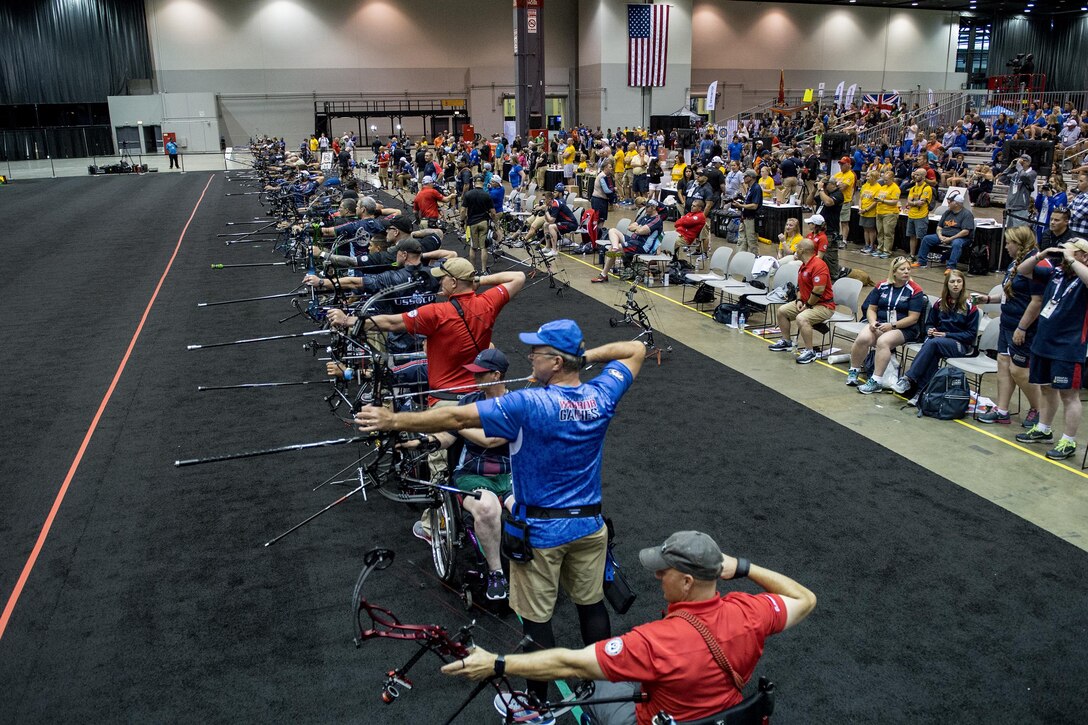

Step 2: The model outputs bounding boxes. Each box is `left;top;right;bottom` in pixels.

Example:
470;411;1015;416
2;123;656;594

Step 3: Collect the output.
730;310;739;328
738;312;746;330
663;271;670;288
647;272;654;286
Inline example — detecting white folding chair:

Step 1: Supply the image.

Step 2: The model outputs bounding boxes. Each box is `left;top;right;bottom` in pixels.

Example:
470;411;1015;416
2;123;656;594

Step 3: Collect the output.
681;246;732;306
744;260;801;336
945;318;1001;420
707;251;763;302
826;277;866;354
635;233;678;285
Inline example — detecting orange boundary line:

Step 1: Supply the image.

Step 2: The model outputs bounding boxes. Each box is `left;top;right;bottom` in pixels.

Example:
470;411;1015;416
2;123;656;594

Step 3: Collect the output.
0;174;216;642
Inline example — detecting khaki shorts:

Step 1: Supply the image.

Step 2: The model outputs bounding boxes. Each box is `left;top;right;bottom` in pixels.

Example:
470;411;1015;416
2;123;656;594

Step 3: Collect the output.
468;220;489;250
780;300;835;326
427;399;459;477
510;523;608;623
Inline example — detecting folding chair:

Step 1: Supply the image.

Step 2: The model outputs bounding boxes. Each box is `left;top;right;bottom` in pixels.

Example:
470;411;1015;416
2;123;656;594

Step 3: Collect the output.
707;251;763;303
945;318;1002;420
681;246;732;307
825;277;866;354
635;232;678;286
744;260;801;336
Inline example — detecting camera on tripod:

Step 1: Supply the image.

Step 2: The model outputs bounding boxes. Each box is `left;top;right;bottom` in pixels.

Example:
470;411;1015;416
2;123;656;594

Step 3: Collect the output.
1005;52;1035;74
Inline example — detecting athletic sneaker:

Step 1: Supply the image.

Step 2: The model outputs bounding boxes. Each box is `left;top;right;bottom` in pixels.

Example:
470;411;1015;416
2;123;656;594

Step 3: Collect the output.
846;368;861;386
858;378;882;395
768;339;794;352
542;249;558;257
860;246;874;255
977;408;1012;424
1016;426;1054;444
1022;408;1040;428
875;251;890;259
1046;439;1078;461
891;376;912;395
412;520;432;544
796;349;818;364
486;571;509;601
943;268;953;275
590;274;609;283
914;261;927;269
493;692;555;725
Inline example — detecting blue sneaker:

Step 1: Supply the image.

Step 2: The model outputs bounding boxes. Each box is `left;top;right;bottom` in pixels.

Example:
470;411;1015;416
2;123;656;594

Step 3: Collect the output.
858;378;882;395
845;368;860;386
796;349;818;364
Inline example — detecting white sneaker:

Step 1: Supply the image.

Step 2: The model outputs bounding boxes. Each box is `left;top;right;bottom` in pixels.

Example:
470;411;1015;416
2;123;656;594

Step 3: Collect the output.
891;377;912;395
493;692;555;725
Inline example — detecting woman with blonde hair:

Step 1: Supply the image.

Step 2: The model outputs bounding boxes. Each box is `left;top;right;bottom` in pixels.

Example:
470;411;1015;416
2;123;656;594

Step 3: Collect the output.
850;256;927;392
890;269;981;402
975;225;1049;425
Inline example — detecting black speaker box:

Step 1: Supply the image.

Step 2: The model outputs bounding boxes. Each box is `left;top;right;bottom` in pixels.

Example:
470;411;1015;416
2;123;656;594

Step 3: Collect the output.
1004;140;1055;177
821;133;854;162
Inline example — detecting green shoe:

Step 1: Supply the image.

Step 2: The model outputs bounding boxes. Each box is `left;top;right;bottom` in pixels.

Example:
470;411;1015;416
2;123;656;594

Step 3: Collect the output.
1046;439;1077;460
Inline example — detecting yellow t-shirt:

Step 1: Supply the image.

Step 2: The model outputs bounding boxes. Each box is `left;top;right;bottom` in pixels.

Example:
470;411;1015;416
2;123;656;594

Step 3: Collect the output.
779;233;804;255
758;176;775;197
859;182;881;218
906;183;933;220
562;145;576;165
613;150;626;173
876;182;901;216
833;170;857;206
671;163;686;182
626;150;642;174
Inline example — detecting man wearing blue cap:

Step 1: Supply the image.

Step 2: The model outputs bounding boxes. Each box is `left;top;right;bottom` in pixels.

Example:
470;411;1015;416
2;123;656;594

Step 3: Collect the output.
355;320;646;707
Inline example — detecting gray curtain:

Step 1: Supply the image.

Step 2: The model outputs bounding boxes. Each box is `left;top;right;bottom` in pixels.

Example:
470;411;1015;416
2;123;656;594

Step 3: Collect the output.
0;0;153;104
989;15;1088;93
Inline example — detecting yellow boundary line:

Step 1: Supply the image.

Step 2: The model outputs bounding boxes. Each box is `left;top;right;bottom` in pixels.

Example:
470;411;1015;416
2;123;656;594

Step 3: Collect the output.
558;250;1088;481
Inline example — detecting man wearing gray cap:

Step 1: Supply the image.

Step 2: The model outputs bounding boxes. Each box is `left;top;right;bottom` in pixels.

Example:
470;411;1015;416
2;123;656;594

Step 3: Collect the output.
916;190;975;272
998;153;1038;229
439;529;815;725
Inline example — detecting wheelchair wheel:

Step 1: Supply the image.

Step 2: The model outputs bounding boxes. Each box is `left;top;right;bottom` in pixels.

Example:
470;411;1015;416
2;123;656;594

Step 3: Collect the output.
428;492;458;582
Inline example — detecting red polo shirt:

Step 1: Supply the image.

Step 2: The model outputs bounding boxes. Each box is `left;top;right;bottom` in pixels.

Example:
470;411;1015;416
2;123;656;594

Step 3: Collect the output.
413;186;445;219
798;255;836;309
401;286;511;404
674;211;706;243
595;592;787;725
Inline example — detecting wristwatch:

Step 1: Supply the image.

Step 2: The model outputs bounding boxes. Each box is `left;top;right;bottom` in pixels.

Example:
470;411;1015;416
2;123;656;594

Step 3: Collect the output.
494;655;506;677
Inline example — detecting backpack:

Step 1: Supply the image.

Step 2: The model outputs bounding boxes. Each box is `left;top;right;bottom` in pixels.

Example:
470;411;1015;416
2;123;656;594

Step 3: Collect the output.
916;367;971;420
712;301;758;324
968;242;990;276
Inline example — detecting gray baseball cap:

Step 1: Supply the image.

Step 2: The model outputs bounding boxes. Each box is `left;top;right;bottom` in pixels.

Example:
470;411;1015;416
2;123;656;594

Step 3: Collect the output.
639;531;724;580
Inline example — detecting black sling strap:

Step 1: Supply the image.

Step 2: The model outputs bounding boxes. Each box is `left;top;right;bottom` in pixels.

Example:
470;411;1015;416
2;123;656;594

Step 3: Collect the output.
449;297;481;353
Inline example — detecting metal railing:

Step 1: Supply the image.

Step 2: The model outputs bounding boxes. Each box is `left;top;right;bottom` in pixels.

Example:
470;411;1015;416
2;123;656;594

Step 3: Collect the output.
855;92;972;149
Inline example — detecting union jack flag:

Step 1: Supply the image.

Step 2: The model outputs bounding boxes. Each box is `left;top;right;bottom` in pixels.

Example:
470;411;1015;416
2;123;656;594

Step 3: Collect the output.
862;92;900;115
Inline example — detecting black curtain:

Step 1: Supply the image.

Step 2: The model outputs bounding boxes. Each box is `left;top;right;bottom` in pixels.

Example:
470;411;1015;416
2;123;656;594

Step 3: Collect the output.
989;15;1088;92
0;0;153;104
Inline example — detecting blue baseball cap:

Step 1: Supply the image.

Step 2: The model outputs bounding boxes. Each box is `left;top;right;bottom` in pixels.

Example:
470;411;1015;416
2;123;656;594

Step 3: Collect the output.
519;319;585;356
463;348;509;374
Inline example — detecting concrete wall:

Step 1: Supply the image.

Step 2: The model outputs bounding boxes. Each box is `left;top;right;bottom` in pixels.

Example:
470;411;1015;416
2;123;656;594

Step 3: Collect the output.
145;0;577;144
690;1;968;118
108;93;222;153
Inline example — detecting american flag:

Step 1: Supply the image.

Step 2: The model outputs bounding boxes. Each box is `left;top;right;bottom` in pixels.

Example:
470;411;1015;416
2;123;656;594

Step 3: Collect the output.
862;92;900;115
628;3;670;87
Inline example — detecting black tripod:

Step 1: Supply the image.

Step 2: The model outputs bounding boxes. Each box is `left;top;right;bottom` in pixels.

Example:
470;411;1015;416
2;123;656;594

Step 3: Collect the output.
608;283;672;365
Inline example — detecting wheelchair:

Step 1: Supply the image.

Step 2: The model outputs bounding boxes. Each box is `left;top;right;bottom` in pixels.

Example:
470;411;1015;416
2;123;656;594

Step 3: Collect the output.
577;677;776;725
425;484;507;611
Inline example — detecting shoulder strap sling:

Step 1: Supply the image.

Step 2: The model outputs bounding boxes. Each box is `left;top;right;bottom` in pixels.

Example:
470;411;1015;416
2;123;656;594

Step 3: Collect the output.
449;297;481;352
666;609;747;692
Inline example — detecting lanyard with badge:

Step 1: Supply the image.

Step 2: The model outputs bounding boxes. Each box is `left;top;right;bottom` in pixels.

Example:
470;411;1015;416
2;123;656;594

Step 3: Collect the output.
1040;274;1080;319
886;284;908;324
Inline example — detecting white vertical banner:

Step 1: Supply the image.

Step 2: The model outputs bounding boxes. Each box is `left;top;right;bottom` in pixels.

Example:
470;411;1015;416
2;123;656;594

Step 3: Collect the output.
503;121;517;145
834;81;845;106
817;82;825;100
927;88;935;105
706;81;719;111
844;84;857;109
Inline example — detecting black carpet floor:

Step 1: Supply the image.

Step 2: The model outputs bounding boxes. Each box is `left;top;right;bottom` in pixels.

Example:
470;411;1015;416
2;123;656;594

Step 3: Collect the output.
1;173;1086;724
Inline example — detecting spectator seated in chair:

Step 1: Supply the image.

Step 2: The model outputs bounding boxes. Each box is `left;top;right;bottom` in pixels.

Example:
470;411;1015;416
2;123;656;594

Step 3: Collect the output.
889;270;981;404
592;200;666;283
915;190;975;272
848;256;927;393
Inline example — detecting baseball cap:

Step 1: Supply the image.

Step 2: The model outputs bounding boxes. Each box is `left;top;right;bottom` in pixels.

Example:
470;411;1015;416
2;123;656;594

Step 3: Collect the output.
1060;238;1088;253
711;155;723;163
421;175;435;184
554;183;566;192
518;319;586;356
805;213;825;225
1065;118;1078;127
945;190;964;204
395;238;422;254
384;215;413;234
473;174;486;185
463;348;510;374
430;257;476;281
639;531;723;581
839;156;852;166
